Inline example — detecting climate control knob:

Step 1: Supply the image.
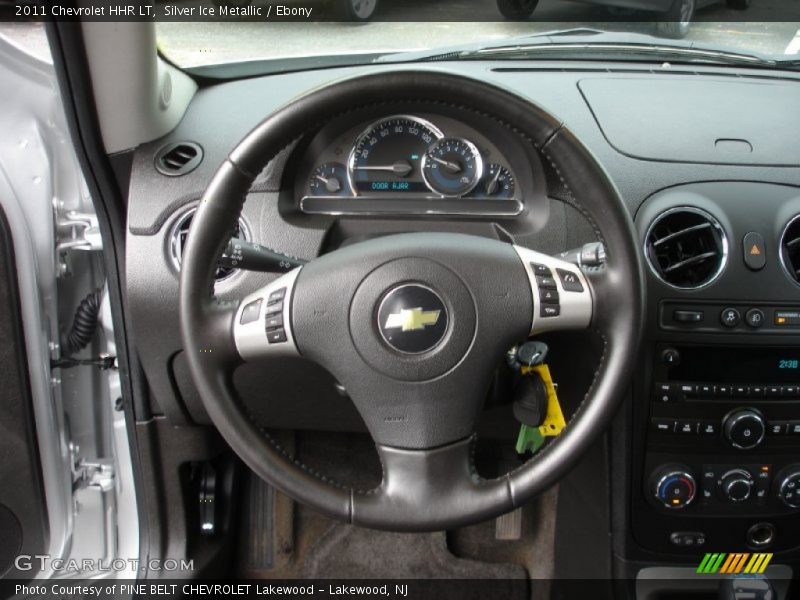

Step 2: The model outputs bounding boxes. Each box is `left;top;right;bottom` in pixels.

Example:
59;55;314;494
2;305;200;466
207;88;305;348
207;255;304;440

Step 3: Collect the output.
777;470;800;509
723;409;766;450
719;469;753;503
651;465;697;509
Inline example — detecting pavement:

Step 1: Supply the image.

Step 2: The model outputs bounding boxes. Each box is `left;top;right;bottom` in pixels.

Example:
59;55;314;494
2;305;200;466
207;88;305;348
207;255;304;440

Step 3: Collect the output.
153;0;800;67
156;19;800;66
1;7;798;69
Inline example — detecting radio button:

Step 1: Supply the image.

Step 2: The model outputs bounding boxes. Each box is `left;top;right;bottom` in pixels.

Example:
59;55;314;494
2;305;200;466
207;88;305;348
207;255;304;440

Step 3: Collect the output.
766;386;781;397
781;385;798;397
714;385;732;396
733;385;748;396
654;382;678;403
652;419;676;434
698;384;714;396
768;421;789;435
677;421;698;434
788;422;800;435
724;409;766;450
699;421;718;435
750;385;765;396
679;383;696;396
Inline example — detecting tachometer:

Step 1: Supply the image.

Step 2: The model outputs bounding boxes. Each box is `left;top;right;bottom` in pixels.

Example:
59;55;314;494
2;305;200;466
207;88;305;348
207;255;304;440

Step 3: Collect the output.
348;116;442;194
421;138;483;197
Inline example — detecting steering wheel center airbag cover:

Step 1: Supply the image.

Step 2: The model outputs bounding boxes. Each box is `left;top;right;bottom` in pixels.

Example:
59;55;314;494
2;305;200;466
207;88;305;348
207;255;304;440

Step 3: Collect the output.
351;257;474;380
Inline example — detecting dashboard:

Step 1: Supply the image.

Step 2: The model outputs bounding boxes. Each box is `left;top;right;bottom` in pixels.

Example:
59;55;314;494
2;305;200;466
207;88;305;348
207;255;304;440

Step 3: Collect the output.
123;63;800;585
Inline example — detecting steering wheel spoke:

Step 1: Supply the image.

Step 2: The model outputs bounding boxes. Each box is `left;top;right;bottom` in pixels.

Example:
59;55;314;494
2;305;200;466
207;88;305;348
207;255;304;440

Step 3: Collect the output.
233;267;303;361
512;246;594;335
352;436;512;531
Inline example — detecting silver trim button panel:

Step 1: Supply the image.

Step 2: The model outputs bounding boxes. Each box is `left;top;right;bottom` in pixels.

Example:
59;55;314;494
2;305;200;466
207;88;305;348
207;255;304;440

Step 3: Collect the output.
513;246;593;335
233;267;302;360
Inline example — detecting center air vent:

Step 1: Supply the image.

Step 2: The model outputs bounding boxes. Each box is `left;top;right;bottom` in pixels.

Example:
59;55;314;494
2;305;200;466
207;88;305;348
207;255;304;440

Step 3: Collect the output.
645;207;727;289
169;207;249;282
780;215;800;285
155;142;203;176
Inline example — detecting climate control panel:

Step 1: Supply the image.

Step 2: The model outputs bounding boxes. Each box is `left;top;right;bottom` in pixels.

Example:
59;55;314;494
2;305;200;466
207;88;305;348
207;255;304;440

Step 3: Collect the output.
647;462;800;514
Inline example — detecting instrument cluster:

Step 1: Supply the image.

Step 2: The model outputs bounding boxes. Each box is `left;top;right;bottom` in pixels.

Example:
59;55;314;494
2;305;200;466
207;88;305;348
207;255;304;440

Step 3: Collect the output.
296;113;531;217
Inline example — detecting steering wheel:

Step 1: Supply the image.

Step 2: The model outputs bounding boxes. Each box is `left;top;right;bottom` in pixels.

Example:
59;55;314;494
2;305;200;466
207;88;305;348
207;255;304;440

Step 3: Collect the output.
179;71;643;532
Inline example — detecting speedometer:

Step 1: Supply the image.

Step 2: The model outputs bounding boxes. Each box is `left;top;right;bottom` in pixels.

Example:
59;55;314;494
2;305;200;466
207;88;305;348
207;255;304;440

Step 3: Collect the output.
347;116;443;195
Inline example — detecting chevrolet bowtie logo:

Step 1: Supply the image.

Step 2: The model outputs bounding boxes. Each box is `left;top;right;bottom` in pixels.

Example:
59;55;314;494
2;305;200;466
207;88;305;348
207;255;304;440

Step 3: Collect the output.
384;307;441;332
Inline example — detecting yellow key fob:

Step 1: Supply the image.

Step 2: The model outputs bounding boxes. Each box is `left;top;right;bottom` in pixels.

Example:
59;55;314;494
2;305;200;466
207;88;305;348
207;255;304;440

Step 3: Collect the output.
521;364;566;438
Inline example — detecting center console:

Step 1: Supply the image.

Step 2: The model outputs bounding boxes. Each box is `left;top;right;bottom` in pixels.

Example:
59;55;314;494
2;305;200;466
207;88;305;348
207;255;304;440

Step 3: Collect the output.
636;344;800;553
630;182;800;560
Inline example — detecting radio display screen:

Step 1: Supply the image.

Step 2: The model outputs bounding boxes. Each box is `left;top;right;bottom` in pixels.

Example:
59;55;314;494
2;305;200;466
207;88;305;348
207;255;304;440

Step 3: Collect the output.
668;346;800;384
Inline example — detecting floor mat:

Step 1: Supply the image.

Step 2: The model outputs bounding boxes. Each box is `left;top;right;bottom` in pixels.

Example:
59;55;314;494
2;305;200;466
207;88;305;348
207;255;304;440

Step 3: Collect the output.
303;524;527;580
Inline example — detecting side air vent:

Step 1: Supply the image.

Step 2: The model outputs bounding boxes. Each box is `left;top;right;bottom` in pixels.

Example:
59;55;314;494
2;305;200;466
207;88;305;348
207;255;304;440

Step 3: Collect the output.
169;207;249;282
645;207;727;289
155;142;203;176
780;215;800;285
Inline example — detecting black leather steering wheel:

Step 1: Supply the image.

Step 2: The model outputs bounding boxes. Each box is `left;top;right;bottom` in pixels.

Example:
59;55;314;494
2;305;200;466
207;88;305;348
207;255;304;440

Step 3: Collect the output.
179;70;644;532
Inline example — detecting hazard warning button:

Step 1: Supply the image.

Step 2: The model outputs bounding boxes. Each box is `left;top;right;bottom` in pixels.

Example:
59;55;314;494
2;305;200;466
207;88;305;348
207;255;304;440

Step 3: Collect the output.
743;231;766;271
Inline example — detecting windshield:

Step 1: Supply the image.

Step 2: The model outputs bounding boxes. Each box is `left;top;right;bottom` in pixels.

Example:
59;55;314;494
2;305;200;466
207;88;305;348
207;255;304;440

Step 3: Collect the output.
155;3;800;70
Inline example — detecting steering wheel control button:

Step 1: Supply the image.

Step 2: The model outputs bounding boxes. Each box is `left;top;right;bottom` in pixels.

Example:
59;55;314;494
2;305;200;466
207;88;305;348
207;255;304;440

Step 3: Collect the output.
745;308;765;328
266;299;284;315
530;263;552;276
651;466;697;509
540;289;559;304
267;328;287;344
724;409;766;450
265;313;284;329
240;299;262;325
268;287;286;304
540;304;560;318
377;284;447;354
536;275;557;289
556;268;584;292
720;307;741;328
743;232;766;271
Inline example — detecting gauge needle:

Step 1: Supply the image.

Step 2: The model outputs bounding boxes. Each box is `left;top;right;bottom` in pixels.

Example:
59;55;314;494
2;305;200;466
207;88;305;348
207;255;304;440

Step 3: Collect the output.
485;168;502;195
354;160;413;177
316;174;341;193
432;156;462;173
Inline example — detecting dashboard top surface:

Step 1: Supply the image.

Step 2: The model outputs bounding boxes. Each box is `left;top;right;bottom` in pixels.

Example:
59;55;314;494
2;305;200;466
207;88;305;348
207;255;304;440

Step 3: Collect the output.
127;62;800;235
